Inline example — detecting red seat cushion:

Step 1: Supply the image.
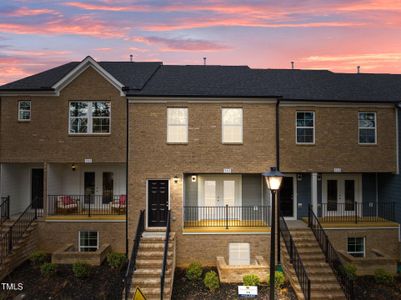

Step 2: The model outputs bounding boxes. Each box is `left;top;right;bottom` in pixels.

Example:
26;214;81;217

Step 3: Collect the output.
119;195;126;205
61;196;75;205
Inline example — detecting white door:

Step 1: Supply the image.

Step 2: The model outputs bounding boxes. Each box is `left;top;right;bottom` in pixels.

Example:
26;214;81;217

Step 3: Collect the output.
322;175;361;217
198;175;242;220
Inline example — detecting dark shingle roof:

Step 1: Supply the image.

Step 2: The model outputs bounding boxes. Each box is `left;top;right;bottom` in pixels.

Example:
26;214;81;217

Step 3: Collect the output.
2;60;401;103
0;61;161;91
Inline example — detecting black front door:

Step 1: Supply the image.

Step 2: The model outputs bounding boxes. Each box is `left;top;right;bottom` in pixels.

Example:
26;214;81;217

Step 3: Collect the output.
84;172;96;204
148;180;169;227
31;169;44;209
279;177;294;218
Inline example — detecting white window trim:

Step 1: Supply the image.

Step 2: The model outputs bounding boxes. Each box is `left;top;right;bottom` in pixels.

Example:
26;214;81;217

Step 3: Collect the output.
78;231;99;252
295;111;315;145
18;100;31;122
358;112;377;145
167;107;188;144
347;237;365;257
69;101;111;135
221;108;243;144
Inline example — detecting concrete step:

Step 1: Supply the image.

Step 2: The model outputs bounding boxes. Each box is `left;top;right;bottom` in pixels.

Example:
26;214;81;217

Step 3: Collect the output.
134;268;171;277
140;242;173;250
137;251;173;259
133;276;172;288
136;259;173;268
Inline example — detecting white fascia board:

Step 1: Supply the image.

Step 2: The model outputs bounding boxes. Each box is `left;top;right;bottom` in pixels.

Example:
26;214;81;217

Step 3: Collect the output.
52;56;126;96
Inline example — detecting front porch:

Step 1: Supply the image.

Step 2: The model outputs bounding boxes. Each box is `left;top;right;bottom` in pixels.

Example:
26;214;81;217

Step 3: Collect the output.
46;163;126;219
182;174;271;233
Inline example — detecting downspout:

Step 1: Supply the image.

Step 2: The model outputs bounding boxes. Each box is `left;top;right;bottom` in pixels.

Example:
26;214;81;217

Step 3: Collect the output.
125;97;129;256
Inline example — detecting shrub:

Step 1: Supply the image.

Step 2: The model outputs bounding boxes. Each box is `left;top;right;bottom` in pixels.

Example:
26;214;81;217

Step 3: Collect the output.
243;274;260;286
40;263;57;277
342;263;357;280
29;251;47;266
186;262;203;281
107;252;127;270
72;262;91;278
267;271;286;289
204;271;220;292
374;268;394;285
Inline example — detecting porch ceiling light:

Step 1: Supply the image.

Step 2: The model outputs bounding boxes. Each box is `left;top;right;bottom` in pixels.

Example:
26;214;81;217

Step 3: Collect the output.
71;163;76;171
262;167;284;191
173;175;179;184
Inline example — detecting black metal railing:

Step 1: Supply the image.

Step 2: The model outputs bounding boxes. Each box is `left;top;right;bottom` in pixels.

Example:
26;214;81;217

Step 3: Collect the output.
317;201;395;223
0;196;10;226
184;205;270;228
280;216;311;300
48;195;126;216
160;210;171;300
308;205;354;300
0;203;38;266
123;210;145;300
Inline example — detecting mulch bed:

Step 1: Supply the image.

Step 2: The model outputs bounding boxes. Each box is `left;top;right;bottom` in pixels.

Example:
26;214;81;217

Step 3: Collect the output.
1;260;125;300
172;268;296;300
354;275;401;300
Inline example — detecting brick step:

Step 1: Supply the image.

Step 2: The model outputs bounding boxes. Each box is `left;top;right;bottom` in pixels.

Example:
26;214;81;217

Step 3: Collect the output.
136;259;173;268
311;283;344;292
292;236;316;242
284;266;338;282
141;236;175;243
311;291;346;300
129;287;171;299
137;251;173;259
139;243;173;250
290;242;320;249
295;248;324;255
133;276;172;288
134;268;171;277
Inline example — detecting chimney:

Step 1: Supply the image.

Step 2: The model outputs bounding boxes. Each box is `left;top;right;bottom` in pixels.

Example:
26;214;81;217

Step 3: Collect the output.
291;61;294;70
130;54;133;62
203;57;207;66
357;66;360;74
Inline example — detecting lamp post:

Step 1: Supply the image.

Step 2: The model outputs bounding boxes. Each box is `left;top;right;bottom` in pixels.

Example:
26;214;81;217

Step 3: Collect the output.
262;167;284;300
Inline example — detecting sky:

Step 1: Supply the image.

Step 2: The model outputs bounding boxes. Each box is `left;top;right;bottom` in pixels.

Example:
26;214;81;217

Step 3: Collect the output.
1;0;401;85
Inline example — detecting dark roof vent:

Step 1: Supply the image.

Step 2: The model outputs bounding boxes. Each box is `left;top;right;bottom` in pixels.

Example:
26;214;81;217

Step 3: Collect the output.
203;57;207;66
130;54;133;62
291;61;294;70
357;66;361;74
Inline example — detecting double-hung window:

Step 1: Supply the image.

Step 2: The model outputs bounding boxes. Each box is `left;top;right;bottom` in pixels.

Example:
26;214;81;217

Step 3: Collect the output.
18;101;31;121
347;237;365;257
79;231;99;252
69;101;111;134
358;112;376;144
222;108;243;143
296;111;315;144
167;108;188;143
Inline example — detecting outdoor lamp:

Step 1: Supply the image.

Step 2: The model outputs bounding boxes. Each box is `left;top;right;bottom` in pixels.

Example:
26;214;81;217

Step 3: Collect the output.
262;167;284;191
173;175;179;184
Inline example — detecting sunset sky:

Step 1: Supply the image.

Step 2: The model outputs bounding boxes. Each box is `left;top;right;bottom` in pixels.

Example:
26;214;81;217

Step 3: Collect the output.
1;0;401;85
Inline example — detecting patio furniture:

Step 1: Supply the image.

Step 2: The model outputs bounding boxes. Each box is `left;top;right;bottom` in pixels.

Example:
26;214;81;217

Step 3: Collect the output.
111;195;126;214
56;196;79;214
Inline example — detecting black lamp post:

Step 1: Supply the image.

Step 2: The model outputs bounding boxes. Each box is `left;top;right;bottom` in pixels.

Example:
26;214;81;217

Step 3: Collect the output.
262;167;284;300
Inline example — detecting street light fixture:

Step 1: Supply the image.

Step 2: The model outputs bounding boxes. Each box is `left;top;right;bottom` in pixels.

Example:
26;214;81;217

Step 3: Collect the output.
262;167;284;300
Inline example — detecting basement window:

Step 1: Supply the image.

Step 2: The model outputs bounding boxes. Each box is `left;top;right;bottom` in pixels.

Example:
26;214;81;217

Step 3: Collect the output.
79;231;99;252
229;243;250;265
18;100;31;121
347;237;365;257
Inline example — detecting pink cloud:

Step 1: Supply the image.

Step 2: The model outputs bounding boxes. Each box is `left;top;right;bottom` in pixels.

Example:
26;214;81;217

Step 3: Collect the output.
132;36;230;51
5;7;61;16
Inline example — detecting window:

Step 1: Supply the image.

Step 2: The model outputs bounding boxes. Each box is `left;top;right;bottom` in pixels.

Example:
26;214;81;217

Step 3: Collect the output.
347;237;365;257
229;243;250;265
18;101;31;121
69;101;110;134
296;111;314;144
167;108;188;143
222;108;243;143
79;231;99;252
358;112;376;144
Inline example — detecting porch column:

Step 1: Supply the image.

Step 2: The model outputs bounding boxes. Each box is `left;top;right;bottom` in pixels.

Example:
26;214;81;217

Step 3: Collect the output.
311;172;318;214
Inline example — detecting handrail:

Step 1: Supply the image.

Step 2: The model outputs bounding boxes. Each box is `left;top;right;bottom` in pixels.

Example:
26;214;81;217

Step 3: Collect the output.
0;196;10;226
279;216;311;300
0;202;37;267
308;205;354;300
123;209;145;300
160;210;171;300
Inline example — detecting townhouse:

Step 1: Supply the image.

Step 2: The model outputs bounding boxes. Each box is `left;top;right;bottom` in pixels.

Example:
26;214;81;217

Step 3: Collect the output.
1;56;401;299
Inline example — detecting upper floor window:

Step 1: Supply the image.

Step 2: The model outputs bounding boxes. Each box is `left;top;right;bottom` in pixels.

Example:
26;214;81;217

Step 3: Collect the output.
296;111;315;144
167;108;188;143
358;112;376;144
69;101;111;134
18;101;31;121
222;108;243;143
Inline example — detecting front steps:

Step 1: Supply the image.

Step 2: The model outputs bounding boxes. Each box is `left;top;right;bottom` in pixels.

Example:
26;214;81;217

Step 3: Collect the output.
0;221;38;280
282;227;346;300
128;231;176;300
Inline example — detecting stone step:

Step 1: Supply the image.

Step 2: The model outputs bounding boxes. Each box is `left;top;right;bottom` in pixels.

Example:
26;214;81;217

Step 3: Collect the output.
134;268;171;277
137;251;173;259
136;259;173;268
133;276;172;288
140;242;173;250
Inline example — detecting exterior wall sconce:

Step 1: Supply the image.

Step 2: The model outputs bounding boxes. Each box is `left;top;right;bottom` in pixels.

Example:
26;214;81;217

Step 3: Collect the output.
71;164;76;171
317;174;322;181
173;176;179;184
191;175;197;182
297;174;302;181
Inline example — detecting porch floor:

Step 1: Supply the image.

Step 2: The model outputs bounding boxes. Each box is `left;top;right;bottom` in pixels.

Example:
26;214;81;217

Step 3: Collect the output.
46;215;125;221
301;217;399;228
183;220;270;233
